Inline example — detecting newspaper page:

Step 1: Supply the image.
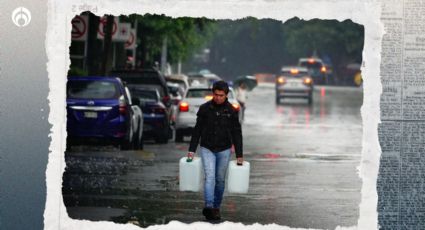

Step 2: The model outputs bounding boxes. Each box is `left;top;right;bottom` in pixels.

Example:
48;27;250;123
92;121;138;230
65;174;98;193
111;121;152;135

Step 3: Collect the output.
378;0;425;228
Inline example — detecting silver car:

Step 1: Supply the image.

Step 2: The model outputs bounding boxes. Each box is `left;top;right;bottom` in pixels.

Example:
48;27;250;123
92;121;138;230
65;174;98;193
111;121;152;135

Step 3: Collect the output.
175;86;243;142
275;66;314;104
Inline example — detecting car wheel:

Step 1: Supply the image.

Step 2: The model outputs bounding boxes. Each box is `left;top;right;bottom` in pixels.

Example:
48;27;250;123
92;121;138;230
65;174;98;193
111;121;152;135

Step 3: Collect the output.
175;129;184;142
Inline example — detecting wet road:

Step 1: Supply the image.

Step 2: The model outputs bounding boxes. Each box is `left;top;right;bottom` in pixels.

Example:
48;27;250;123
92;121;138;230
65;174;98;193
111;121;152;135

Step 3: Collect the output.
64;83;363;229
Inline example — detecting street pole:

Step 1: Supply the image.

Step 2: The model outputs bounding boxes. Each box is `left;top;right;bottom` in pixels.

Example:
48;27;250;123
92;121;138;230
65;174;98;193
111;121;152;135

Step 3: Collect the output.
178;58;182;74
83;15;89;72
100;15;114;75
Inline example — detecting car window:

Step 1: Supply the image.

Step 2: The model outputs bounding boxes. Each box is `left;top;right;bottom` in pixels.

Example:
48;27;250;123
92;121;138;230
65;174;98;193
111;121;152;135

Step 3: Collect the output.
299;61;323;69
189;78;209;86
281;70;309;77
186;89;212;98
132;90;159;102
67;80;119;99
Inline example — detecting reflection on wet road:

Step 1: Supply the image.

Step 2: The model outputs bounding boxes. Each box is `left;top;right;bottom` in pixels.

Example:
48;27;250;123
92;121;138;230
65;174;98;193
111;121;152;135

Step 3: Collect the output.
64;84;363;229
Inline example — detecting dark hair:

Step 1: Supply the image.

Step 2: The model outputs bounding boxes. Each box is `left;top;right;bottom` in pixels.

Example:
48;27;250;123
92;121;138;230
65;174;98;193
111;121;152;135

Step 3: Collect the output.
212;80;229;94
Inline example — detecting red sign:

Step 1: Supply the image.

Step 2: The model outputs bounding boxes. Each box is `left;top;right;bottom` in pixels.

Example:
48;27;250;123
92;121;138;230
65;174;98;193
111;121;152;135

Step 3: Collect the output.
97;16;118;37
71;15;88;41
125;30;135;49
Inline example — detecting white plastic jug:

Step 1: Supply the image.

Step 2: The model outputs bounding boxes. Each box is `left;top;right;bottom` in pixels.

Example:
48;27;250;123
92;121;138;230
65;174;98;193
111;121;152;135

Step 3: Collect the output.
227;160;250;194
179;157;203;192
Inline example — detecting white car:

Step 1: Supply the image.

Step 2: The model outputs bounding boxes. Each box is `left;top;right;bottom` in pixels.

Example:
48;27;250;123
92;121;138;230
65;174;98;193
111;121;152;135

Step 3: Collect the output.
275;66;314;104
175;86;243;142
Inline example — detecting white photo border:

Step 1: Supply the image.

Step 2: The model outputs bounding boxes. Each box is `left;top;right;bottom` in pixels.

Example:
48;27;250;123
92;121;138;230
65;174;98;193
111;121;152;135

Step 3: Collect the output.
45;1;383;229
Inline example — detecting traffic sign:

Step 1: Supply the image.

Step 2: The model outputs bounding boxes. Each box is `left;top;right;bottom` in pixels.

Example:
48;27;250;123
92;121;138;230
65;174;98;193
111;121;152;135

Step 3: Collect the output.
125;29;136;49
97;16;118;39
71;15;88;41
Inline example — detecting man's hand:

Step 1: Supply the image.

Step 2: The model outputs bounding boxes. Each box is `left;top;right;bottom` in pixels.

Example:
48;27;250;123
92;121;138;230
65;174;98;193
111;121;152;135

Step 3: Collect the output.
236;157;243;166
187;152;195;162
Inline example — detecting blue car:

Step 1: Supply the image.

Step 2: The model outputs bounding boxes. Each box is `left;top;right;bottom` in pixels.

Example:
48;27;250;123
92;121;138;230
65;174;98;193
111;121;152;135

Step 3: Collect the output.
130;87;171;144
66;76;143;150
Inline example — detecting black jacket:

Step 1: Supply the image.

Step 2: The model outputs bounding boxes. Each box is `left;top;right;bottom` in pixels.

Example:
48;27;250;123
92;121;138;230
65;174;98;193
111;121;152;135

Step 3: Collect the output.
189;99;243;158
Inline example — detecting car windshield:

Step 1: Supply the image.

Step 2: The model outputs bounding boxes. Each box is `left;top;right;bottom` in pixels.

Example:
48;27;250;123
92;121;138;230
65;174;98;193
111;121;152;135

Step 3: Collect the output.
132;90;159;102
167;79;186;89
189;78;209;86
67;80;119;99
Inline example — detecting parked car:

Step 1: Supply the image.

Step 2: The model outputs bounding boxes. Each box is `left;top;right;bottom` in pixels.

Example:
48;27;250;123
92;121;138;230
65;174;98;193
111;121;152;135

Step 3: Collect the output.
174;86;242;142
110;69;171;107
298;57;327;84
110;69;173;141
202;73;222;86
167;82;185;104
66;76;143;150
165;74;190;92
167;82;185;125
275;66;314;105
131;87;172;143
187;73;209;87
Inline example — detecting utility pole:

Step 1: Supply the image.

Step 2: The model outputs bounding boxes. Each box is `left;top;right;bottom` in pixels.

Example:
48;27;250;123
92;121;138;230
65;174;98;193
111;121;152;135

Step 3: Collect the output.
100;15;114;75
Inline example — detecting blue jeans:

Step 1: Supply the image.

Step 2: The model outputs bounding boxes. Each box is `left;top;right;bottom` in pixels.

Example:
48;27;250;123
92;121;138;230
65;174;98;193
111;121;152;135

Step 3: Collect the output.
200;147;231;208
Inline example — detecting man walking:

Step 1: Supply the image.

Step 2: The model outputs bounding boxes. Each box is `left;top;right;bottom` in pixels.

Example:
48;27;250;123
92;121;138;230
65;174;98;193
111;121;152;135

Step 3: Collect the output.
187;80;243;221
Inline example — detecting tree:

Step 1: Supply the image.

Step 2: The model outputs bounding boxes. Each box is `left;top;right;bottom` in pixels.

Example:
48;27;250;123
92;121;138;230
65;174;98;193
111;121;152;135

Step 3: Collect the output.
197;17;364;81
128;14;216;68
282;18;364;77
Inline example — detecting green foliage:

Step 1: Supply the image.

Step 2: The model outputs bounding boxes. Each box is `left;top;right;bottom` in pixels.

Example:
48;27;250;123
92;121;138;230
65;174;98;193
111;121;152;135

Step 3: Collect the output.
282;18;364;64
199;17;364;78
129;14;217;67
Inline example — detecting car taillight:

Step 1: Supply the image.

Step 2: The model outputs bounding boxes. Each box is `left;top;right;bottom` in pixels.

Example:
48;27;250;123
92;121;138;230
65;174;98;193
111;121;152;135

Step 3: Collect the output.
320;66;327;73
303;77;313;85
277;76;286;84
119;95;127;115
179;102;189;112
232;103;240;111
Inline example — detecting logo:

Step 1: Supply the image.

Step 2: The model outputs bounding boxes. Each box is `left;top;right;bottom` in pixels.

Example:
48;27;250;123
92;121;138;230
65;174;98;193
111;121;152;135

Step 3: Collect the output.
87;101;95;105
12;7;31;27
